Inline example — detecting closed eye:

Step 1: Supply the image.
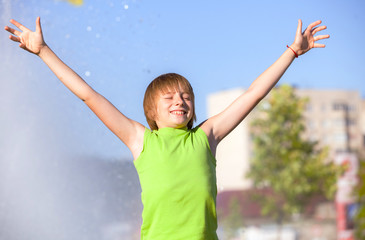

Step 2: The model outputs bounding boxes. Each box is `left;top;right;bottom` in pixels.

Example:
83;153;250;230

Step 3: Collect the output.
182;94;191;100
162;94;173;99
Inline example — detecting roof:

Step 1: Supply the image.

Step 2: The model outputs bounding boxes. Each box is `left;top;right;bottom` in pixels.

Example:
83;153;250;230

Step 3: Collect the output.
217;188;330;220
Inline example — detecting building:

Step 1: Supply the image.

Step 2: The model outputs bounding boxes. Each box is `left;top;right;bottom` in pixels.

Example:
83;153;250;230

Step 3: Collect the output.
207;88;252;192
207;88;365;192
297;89;364;157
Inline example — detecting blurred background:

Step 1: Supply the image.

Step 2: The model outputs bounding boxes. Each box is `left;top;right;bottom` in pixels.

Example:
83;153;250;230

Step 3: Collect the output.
1;0;364;239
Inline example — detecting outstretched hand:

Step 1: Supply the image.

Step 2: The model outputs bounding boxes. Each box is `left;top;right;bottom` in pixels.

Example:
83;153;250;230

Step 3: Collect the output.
291;19;330;56
4;17;46;55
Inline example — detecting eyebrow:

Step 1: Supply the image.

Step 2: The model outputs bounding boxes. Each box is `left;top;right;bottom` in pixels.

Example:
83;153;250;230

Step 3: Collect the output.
161;91;190;95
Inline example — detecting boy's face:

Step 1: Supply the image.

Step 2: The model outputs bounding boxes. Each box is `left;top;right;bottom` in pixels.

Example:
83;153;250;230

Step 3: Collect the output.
155;87;194;129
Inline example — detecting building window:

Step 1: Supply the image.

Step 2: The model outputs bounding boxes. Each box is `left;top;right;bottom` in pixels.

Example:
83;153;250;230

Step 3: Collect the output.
322;120;331;128
346;119;356;126
334;133;348;144
333;103;348;111
333;118;345;127
335;149;346;154
321;103;326;112
348;104;356;111
332;102;356;112
323;135;331;144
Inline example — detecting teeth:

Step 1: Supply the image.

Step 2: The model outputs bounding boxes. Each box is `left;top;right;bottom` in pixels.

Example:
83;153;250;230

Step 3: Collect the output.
171;111;185;115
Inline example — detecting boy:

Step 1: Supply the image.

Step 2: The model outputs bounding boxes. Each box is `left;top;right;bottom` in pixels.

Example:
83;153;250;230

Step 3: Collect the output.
5;17;329;239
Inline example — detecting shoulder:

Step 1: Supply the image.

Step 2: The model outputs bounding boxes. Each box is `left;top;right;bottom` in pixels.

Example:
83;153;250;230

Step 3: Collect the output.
195;120;218;156
198;119;215;141
131;126;150;161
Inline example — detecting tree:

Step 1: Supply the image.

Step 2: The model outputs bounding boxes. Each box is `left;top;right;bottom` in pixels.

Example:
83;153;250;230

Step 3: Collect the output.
218;196;245;239
354;156;365;239
247;84;340;238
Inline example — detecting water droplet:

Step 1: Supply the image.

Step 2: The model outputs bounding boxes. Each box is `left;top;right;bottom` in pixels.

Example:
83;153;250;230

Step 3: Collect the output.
124;4;129;10
85;71;91;77
86;26;92;32
115;16;121;22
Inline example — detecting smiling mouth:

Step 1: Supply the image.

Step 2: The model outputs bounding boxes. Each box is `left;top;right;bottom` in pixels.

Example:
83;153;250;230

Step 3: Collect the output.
170;110;186;115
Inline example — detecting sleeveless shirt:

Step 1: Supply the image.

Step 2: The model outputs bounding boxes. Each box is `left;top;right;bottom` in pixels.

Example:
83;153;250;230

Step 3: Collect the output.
134;126;218;240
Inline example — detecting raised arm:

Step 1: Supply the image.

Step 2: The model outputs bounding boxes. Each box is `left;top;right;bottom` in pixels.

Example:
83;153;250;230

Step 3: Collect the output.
5;17;145;159
201;19;329;147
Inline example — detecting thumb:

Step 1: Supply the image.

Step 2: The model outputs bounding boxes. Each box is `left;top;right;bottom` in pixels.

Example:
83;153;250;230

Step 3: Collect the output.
35;16;42;33
296;19;302;37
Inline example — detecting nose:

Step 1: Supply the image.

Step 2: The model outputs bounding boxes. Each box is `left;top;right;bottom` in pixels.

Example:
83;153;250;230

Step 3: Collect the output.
174;95;184;105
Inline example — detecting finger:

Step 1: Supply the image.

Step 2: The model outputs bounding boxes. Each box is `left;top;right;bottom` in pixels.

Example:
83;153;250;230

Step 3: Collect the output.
36;16;42;34
312;25;327;35
306;20;322;31
314;34;330;42
19;43;28;50
10;19;30;32
9;34;21;42
296;19;302;37
313;43;326;48
4;26;22;36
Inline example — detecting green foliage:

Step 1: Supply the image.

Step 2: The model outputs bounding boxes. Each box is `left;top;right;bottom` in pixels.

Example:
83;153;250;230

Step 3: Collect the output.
355;158;365;239
219;196;245;239
247;84;341;223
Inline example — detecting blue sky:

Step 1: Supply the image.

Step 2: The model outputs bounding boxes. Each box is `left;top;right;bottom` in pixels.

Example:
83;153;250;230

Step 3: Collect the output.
1;0;364;159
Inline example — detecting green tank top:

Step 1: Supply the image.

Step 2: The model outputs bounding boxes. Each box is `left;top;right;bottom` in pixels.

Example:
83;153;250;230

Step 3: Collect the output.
134;126;218;240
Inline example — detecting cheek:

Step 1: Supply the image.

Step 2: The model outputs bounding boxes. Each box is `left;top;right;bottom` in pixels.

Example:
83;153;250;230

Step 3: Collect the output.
190;103;195;118
188;102;194;112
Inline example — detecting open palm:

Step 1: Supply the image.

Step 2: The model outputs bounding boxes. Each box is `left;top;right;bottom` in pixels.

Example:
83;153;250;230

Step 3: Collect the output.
292;19;330;56
5;17;46;55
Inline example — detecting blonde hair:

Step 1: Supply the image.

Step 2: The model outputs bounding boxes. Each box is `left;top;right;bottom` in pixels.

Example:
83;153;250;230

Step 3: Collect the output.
143;73;196;130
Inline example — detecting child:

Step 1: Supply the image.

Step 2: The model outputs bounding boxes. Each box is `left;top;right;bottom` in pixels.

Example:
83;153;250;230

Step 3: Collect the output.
5;17;329;239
